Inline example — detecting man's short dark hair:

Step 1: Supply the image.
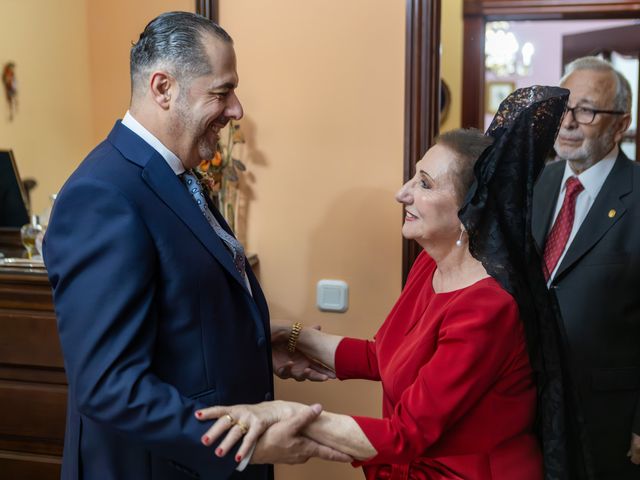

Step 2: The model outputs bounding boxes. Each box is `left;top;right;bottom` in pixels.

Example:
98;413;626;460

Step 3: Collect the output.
130;11;233;96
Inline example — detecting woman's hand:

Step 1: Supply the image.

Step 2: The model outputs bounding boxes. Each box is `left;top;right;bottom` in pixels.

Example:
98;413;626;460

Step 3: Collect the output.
195;400;304;462
271;323;335;381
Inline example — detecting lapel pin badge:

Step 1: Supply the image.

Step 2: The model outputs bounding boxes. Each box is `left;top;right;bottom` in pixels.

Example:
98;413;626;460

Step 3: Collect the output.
608;209;616;218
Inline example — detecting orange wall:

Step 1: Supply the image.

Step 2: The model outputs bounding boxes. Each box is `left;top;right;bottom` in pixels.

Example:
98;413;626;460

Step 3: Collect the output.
441;0;464;131
86;0;192;143
0;0;94;215
0;0;193;216
219;1;404;479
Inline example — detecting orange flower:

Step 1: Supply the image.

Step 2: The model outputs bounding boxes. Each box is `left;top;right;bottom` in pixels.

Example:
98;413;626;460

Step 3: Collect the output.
212;151;223;167
198;159;211;172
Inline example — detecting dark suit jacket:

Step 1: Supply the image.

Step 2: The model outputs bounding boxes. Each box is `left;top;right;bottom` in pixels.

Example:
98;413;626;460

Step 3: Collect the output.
43;122;274;480
533;151;640;479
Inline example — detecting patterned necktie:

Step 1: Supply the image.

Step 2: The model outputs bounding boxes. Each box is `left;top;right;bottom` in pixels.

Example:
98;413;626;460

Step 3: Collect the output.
543;176;584;281
182;171;246;275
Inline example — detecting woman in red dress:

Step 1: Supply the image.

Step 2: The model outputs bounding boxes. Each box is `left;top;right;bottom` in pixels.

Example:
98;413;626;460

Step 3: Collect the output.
196;88;572;479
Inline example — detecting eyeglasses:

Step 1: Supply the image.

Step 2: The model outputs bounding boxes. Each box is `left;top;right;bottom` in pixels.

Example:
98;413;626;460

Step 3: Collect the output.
565;106;627;125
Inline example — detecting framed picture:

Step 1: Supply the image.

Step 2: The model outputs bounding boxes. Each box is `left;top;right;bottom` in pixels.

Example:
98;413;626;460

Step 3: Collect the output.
486;81;515;114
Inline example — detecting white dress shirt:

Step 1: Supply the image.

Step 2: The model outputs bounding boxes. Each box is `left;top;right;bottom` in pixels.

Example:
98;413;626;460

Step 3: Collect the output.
121;111;186;175
120;112;254;470
547;146;618;281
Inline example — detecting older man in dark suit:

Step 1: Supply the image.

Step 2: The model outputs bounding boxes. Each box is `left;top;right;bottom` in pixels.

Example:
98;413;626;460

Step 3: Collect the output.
533;56;639;479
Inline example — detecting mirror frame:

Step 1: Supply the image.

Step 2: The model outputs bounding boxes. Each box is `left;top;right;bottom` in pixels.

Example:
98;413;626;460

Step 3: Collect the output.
402;0;442;283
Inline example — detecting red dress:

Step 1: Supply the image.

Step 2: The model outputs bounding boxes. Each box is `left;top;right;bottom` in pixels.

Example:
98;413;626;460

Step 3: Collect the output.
335;252;543;480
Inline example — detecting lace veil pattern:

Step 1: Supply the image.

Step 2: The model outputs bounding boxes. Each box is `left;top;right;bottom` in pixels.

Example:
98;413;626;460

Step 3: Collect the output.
458;86;589;479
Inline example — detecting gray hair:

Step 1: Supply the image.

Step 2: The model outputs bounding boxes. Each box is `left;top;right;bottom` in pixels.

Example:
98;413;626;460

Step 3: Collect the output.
130;11;233;97
561;56;632;112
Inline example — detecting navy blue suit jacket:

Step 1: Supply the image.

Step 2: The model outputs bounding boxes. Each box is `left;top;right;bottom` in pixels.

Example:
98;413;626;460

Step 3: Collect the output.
44;122;274;480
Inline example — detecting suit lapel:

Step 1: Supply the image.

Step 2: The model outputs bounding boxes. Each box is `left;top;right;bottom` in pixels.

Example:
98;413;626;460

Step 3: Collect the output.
142;159;251;293
553;152;632;283
532;161;563;250
107;121;250;294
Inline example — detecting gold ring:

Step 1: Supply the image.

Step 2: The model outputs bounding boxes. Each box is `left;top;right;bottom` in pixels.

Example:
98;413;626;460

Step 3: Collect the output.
224;414;235;425
236;421;249;435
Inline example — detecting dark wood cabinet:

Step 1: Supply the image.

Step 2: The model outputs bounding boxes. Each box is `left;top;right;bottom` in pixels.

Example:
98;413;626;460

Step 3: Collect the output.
0;265;64;479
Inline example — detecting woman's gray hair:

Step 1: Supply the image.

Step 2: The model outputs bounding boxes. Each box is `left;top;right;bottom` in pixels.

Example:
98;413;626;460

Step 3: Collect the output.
130;11;232;96
561;56;632;112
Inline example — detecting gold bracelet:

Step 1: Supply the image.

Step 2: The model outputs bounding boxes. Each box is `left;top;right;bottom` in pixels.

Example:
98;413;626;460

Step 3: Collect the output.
287;322;303;353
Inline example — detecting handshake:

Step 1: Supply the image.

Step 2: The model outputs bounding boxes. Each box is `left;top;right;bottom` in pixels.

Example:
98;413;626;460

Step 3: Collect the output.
194;323;352;466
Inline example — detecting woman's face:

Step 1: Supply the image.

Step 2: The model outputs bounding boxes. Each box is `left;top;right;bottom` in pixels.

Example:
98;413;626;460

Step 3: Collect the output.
395;144;461;249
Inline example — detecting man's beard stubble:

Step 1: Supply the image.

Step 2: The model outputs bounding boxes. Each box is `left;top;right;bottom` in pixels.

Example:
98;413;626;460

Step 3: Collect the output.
174;97;218;163
554;128;616;173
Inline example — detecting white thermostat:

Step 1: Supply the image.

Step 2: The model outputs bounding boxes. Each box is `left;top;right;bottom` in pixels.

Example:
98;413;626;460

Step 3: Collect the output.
316;279;349;313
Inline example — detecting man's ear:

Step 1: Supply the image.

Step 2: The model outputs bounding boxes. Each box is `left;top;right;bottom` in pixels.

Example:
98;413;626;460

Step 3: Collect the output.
149;71;175;109
613;112;632;144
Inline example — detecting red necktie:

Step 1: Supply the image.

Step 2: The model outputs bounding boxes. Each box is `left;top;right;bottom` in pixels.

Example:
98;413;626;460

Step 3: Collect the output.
543;176;584;280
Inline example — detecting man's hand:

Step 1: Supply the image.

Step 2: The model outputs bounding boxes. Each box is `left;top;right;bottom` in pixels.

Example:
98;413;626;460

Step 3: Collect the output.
251;404;352;464
272;324;335;382
627;433;640;465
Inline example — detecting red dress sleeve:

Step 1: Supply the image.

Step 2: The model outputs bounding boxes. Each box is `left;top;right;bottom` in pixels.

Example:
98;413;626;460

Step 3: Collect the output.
334;252;435;382
352;286;523;465
334;337;380;381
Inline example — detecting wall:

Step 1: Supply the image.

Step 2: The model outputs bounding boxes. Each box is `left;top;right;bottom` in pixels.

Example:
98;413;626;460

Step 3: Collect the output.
219;1;405;479
87;0;193;143
0;0;193;217
0;0;94;215
441;0;464;131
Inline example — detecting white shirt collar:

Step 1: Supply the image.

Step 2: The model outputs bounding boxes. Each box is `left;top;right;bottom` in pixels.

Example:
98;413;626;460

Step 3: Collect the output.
121;111;186;175
559;145;618;199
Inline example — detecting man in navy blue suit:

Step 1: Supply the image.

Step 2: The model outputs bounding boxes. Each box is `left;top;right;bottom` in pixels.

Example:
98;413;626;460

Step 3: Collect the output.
44;12;347;479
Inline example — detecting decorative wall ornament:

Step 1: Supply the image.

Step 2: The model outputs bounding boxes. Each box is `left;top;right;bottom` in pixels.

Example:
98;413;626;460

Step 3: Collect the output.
2;62;18;121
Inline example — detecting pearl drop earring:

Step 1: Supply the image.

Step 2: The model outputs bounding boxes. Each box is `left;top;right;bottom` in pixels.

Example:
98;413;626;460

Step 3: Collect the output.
455;229;465;247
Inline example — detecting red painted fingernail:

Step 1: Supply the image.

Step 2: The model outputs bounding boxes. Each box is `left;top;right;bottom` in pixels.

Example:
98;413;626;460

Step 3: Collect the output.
195;411;203;418
235;454;242;462
202;435;210;445
216;448;223;457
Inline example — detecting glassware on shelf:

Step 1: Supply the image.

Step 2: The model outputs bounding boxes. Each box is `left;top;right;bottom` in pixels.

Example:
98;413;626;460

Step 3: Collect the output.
20;215;43;259
39;193;57;228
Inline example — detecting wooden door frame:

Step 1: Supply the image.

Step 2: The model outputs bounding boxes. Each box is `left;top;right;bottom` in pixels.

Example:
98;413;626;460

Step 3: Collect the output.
461;0;640;128
195;0;218;22
402;0;442;283
405;1;640;280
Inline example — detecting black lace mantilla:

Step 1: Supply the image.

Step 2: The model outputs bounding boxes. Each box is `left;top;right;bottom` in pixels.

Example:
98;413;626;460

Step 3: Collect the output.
458;86;590;480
